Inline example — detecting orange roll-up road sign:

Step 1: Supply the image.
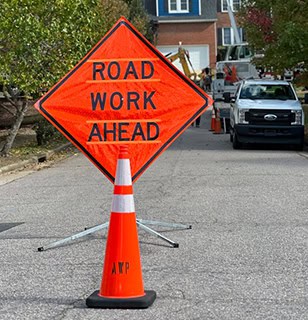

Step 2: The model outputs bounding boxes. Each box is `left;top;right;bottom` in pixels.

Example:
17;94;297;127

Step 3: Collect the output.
35;17;212;183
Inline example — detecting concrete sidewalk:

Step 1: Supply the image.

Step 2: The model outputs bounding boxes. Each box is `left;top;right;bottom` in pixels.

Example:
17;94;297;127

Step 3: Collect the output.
0;142;73;175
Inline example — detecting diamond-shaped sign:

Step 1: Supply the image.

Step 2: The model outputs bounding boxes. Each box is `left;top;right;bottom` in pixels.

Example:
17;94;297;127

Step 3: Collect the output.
35;17;212;183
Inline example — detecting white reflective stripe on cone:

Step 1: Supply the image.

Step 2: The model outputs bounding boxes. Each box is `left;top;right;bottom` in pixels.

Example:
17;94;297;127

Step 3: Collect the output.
111;195;135;213
115;159;132;186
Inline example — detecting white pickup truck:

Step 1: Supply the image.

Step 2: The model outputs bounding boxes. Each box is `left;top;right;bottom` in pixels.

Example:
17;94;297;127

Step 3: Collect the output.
230;79;305;150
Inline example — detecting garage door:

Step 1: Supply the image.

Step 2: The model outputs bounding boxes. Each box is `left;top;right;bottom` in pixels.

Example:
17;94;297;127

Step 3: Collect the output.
157;45;209;74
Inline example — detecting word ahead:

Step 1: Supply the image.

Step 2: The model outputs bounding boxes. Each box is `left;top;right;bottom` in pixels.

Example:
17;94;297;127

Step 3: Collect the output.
87;121;159;143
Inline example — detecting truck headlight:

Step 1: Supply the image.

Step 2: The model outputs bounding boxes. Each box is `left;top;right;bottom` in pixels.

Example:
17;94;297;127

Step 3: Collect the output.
291;110;302;125
238;109;249;124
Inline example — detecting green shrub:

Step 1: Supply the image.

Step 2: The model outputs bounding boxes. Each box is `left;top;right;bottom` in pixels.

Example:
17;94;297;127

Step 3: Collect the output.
34;119;62;146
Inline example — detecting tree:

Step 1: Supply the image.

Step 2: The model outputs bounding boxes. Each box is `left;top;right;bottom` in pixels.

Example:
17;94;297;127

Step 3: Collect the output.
126;0;154;43
0;0;153;156
0;0;108;156
239;0;308;84
100;0;154;42
99;0;130;31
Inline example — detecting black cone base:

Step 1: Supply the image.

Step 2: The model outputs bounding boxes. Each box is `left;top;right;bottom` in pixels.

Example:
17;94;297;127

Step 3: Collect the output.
86;290;156;309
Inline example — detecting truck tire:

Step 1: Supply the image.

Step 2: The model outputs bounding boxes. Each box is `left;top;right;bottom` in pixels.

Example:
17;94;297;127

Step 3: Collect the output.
230;132;233;142
232;133;241;149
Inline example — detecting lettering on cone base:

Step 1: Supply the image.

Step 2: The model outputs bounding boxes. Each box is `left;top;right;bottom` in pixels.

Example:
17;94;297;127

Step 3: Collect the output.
87;121;160;143
111;261;130;275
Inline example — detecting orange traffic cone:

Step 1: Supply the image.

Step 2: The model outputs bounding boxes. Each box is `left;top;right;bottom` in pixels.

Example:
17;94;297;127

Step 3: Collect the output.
213;108;222;134
86;145;156;309
230;65;238;83
209;107;216;131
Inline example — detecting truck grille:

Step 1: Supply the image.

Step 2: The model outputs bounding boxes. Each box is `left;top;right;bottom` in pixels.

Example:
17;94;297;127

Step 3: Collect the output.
245;109;295;126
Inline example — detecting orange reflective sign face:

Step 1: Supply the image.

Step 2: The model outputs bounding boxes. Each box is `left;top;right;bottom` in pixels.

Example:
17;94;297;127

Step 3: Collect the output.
35;17;212;183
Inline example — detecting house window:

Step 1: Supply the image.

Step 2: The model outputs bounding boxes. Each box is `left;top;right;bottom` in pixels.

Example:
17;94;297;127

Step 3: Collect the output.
169;0;189;13
233;0;241;11
222;27;244;45
223;28;232;45
222;0;241;12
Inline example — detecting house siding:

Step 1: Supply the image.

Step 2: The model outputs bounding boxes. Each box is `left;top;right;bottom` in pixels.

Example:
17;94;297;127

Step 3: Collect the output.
217;12;236;28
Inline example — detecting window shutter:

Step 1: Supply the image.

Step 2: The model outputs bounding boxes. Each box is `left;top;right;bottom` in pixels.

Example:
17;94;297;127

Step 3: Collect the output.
217;0;222;12
164;0;168;12
189;0;193;12
217;28;222;46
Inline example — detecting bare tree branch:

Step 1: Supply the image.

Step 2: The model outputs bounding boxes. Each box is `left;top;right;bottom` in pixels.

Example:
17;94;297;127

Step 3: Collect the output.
0;103;16;117
2;87;18;112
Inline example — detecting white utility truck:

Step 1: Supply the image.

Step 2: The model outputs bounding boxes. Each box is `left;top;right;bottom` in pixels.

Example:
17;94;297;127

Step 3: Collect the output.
230;79;305;150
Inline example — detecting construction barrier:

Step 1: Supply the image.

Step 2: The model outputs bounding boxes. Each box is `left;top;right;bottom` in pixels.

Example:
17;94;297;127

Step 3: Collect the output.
86;145;156;309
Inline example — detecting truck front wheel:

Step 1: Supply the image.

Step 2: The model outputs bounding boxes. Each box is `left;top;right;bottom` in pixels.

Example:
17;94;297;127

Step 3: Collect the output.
230;132;233;142
232;132;241;149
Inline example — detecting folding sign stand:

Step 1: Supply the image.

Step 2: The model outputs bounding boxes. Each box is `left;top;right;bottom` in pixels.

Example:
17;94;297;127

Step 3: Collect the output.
37;219;191;251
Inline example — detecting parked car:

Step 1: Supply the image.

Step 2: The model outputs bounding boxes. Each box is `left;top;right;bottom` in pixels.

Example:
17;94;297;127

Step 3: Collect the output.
230;79;305;150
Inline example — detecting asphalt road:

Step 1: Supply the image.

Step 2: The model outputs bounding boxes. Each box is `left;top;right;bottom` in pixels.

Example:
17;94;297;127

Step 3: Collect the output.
0;111;308;320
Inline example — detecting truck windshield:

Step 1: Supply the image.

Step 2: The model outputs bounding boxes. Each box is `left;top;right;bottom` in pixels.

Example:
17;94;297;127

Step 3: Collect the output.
239;84;296;100
226;45;254;61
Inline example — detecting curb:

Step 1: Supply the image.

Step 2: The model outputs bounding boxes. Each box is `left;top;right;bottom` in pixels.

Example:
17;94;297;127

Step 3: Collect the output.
0;142;72;175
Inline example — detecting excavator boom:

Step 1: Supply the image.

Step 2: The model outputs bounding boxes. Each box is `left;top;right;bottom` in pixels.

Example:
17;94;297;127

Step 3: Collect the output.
166;47;197;81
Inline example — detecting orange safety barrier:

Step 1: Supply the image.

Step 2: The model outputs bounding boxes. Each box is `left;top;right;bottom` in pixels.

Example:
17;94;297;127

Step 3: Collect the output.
213;108;222;134
209;107;216;131
86;145;156;309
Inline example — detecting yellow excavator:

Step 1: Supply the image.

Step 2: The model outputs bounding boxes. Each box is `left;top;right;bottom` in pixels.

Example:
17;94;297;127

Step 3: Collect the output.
165;45;198;82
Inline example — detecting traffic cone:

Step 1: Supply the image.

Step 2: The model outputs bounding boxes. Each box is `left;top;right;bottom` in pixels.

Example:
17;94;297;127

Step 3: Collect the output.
86;145;156;309
230;65;238;83
209;107;216;131
213;108;222;134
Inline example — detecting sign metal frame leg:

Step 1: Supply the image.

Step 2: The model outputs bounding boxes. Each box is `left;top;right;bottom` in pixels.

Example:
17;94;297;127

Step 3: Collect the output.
37;220;192;251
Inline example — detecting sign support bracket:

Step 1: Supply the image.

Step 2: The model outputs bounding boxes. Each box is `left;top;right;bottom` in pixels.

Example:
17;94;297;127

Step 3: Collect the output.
37;219;191;251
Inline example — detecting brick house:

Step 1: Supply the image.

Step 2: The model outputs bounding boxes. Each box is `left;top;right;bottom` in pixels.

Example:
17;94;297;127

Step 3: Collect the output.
144;0;244;71
144;0;217;72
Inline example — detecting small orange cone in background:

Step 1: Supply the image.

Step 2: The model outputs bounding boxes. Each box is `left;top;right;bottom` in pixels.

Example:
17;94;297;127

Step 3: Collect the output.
86;145;156;309
213;108;222;134
230;65;238;83
209;106;216;131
